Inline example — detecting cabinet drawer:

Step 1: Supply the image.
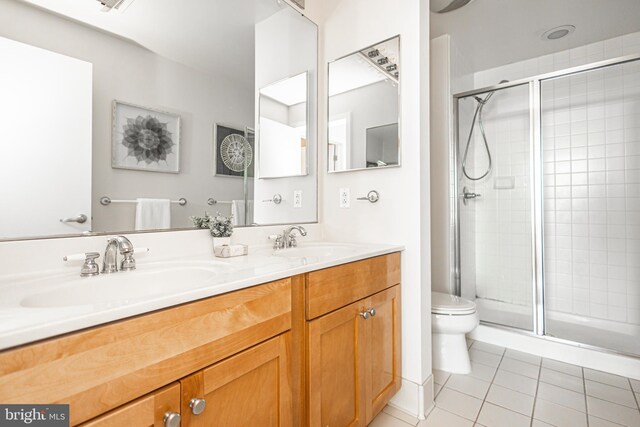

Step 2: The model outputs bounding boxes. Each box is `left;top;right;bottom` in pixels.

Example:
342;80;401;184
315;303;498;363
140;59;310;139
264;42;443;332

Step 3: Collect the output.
80;383;180;427
305;253;400;319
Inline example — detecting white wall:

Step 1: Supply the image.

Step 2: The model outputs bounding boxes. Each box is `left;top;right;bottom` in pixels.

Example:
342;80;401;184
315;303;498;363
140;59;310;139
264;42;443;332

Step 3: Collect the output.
430;35;479;297
429;35;452;294
316;0;432;417
0;0;253;233
254;8;318;225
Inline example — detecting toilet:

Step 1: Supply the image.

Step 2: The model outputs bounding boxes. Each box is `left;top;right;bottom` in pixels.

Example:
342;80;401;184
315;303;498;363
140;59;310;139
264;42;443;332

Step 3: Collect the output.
431;292;479;374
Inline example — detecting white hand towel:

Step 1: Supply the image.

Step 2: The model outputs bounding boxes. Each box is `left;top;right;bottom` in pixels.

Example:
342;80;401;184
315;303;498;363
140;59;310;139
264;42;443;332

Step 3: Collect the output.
231;200;254;226
231;200;244;226
246;200;254;225
135;198;171;231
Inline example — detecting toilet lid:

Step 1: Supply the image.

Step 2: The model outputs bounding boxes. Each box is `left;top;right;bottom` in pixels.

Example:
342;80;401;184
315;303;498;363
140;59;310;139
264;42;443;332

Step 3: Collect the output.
431;292;476;315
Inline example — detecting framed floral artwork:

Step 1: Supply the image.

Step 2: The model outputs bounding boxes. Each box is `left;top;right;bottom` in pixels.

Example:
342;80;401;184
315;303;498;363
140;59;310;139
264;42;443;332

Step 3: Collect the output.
213;123;255;178
112;100;181;173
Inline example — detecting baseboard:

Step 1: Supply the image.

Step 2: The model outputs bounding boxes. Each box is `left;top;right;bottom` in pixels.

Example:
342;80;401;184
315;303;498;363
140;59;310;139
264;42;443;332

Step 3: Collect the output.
423;374;435;416
388;374;435;420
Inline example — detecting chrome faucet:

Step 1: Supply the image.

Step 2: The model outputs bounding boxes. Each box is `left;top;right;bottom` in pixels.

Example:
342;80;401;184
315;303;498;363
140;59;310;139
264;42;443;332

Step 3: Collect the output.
269;225;308;250
102;236;136;274
283;225;307;248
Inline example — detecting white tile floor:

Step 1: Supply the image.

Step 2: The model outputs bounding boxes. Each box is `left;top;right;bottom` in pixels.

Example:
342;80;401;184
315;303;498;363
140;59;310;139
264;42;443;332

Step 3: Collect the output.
369;339;640;427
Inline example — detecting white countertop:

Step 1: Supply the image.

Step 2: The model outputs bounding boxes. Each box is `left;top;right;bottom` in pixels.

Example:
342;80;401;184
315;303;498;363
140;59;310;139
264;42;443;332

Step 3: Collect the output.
0;242;403;351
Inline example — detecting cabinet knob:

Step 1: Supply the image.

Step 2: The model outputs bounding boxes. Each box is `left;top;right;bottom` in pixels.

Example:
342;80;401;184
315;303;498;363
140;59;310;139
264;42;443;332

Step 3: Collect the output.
359;310;370;320
163;411;181;427
189;397;206;415
369;308;377;317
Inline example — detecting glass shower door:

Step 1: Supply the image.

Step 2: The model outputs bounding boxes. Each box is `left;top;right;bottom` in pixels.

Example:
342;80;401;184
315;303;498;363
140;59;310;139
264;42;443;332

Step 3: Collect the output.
457;83;534;331
540;59;640;355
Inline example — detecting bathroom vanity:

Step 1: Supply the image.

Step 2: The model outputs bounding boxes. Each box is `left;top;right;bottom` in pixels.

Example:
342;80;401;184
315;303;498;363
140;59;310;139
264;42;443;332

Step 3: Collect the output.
0;247;401;427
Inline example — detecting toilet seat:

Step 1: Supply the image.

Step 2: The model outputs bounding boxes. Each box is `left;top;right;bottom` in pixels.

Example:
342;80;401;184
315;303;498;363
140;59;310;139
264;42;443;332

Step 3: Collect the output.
432;292;476;315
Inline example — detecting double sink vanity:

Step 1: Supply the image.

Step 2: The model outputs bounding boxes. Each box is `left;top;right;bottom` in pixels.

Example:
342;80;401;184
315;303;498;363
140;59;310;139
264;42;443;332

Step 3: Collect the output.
0;238;402;427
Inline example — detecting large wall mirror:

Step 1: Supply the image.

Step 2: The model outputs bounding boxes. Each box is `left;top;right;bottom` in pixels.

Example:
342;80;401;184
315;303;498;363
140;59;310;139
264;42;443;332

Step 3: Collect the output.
0;0;318;241
327;36;400;173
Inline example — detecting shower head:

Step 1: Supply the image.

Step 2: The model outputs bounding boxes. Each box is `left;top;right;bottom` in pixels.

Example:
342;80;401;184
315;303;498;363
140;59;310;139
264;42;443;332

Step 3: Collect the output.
474;80;509;104
474;95;486;104
430;0;475;13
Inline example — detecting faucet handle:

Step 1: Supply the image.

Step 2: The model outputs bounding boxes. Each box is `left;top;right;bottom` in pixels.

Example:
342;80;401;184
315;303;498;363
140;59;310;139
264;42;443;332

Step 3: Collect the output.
120;252;136;271
268;234;284;250
80;252;100;277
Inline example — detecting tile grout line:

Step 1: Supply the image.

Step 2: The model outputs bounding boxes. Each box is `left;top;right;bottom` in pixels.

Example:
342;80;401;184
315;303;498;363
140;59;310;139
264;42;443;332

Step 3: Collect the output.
434;347;639;427
630;378;640;413
381;405;420;427
473;347;506;425
528;356;543;427
411;348;639;427
583;367;590;427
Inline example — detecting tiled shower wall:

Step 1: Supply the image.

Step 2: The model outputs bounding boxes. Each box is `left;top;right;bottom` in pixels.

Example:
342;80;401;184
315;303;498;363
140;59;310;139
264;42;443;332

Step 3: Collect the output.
459;85;532;307
541;57;640;325
462;31;640;326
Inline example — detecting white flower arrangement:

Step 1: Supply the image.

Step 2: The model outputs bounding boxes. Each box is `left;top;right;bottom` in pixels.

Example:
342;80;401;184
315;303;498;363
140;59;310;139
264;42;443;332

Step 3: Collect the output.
190;212;233;238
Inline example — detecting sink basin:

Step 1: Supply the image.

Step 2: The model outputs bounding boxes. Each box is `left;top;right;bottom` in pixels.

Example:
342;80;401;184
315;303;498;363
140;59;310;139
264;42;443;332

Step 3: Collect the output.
272;243;359;259
21;266;222;308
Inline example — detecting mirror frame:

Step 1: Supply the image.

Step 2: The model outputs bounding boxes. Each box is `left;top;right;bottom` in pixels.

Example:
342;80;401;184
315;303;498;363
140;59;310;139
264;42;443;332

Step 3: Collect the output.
326;35;402;174
0;3;319;243
257;71;310;180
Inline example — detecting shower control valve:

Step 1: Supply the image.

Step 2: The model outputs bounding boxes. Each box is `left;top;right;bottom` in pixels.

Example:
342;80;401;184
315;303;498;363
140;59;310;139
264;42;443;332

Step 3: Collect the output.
461;187;482;205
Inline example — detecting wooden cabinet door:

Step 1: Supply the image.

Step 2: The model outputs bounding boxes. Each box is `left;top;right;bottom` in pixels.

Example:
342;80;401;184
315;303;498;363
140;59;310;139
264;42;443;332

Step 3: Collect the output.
365;285;402;424
308;300;367;427
80;383;180;427
180;333;292;427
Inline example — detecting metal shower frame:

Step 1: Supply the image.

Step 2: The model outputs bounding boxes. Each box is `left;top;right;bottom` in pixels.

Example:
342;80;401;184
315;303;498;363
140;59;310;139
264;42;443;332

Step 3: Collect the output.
452;53;640;347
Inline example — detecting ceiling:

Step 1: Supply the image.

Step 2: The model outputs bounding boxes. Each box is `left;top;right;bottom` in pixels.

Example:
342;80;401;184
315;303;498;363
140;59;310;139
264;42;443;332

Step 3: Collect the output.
260;72;308;106
329;37;400;97
431;0;640;74
329;55;387;97
18;0;286;85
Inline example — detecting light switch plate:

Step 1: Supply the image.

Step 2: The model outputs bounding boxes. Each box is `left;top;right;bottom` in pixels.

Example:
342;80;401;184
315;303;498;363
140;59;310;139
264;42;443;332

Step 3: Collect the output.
339;188;350;208
293;190;302;208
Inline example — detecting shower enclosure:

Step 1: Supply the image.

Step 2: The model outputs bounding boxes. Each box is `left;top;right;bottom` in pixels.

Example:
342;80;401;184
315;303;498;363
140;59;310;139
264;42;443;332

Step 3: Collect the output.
453;54;640;356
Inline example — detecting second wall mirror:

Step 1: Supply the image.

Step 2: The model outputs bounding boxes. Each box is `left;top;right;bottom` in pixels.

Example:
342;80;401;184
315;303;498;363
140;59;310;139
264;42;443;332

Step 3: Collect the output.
259;71;309;179
328;36;400;173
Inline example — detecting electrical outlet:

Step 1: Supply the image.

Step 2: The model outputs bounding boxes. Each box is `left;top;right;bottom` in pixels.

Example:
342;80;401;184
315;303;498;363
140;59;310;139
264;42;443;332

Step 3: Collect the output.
339;188;350;208
293;190;302;208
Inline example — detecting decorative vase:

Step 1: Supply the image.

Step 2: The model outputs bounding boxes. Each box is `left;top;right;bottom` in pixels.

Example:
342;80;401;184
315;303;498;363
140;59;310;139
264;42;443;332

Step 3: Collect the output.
212;236;231;248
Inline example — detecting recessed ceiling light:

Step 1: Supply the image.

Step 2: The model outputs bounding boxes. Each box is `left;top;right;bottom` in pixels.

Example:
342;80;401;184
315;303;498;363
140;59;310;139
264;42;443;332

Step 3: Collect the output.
541;25;576;41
